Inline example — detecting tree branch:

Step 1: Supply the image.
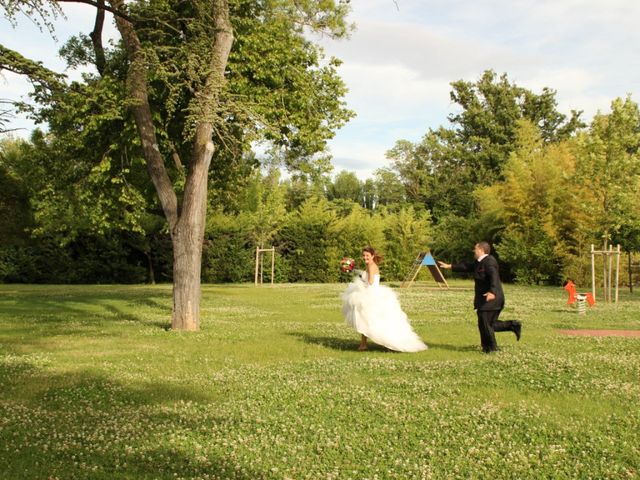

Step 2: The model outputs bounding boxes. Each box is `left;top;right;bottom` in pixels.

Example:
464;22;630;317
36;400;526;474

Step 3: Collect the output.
89;0;106;75
56;0;133;22
108;0;179;230
0;43;65;90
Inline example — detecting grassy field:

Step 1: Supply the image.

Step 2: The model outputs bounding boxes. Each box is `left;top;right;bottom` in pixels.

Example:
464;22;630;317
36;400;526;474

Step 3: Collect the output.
0;281;639;479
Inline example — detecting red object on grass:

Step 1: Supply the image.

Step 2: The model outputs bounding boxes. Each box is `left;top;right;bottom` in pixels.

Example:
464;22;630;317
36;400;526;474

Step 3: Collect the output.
563;280;595;306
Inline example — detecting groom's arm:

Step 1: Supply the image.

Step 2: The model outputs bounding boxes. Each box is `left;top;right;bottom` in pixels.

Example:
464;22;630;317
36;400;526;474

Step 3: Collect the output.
438;260;472;273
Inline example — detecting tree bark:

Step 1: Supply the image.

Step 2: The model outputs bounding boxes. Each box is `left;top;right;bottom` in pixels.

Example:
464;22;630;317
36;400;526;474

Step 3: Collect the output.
89;0;106;75
171;0;233;330
145;251;155;285
109;0;233;330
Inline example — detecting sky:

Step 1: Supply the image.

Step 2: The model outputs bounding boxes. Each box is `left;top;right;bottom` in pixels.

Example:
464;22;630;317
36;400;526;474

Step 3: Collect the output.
2;0;639;179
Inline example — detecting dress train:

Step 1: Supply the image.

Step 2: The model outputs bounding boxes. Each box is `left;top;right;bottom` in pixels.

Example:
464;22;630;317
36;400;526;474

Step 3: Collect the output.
341;273;427;352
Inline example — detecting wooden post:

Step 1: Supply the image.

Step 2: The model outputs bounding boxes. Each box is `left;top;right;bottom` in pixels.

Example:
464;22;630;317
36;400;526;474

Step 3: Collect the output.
254;247;260;285
591;244;596;302
603;245;613;302
630;251;634;294
603;240;608;302
615;244;620;303
260;249;264;284
255;247;276;286
271;248;275;285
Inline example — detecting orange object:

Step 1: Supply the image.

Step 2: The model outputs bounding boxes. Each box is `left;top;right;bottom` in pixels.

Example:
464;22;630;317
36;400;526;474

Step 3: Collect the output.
563;280;595;306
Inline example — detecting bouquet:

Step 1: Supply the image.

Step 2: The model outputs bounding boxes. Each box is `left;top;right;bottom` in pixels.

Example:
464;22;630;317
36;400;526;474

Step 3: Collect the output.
339;257;356;273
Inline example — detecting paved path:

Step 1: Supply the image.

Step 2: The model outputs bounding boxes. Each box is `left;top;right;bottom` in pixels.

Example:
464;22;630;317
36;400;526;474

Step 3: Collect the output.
557;329;640;337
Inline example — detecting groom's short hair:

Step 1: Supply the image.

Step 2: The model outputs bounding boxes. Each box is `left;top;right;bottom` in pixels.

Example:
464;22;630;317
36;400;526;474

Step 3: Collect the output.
476;241;491;254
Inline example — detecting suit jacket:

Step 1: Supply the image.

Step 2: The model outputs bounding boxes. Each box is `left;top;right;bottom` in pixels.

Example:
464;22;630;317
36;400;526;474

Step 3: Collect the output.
452;255;505;311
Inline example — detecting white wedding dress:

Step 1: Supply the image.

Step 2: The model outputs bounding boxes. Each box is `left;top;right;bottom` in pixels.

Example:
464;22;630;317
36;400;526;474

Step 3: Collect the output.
341;271;427;352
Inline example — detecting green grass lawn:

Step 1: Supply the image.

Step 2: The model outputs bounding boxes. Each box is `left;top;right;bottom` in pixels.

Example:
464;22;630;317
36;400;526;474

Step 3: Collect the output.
0;281;639;479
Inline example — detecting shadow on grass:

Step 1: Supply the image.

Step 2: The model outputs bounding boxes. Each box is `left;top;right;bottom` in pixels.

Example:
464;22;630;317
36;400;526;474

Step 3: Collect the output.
289;332;477;353
152;321;173;331
0;356;266;480
0;286;172;337
289;332;392;352
426;342;478;353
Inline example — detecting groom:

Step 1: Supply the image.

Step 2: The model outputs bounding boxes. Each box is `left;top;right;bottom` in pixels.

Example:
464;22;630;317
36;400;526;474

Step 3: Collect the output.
438;241;521;353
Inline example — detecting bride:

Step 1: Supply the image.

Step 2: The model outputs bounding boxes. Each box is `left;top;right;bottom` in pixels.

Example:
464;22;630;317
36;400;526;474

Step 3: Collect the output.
342;246;427;352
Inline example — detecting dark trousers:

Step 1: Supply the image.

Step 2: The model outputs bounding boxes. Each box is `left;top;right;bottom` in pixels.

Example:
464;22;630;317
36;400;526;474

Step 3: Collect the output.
476;310;518;352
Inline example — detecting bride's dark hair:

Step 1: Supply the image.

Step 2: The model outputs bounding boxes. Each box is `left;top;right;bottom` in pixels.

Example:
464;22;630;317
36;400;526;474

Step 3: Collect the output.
363;246;383;265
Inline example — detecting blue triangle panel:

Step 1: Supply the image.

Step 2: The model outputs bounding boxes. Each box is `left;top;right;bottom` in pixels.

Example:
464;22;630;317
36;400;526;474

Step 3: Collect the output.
421;254;436;266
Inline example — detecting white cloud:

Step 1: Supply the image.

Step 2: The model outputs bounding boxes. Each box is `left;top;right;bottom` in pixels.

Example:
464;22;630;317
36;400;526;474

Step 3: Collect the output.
323;61;454;179
329;141;389;180
518;68;608;119
322;19;526;83
338;63;451;122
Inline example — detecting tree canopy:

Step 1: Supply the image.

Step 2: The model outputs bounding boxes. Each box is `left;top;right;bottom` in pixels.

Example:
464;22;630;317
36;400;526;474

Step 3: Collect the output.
387;70;585;220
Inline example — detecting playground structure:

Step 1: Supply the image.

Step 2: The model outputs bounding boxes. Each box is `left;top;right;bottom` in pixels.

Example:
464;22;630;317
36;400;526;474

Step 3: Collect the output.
401;252;448;289
562;243;622;313
254;247;275;285
563;280;595;314
591;243;621;303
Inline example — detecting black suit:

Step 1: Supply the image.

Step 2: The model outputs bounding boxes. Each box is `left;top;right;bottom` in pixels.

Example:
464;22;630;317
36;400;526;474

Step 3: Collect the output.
452;255;516;352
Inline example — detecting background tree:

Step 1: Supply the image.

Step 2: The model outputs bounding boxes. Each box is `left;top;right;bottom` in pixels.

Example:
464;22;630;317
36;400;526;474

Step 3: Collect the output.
372;167;406;208
381;206;432;280
478;120;585;283
278;196;337;283
243;168;287;248
327;170;362;204
448;70;583;182
574;96;640;252
361;177;376;210
384;139;430;208
0;138;33;280
387;70;584;222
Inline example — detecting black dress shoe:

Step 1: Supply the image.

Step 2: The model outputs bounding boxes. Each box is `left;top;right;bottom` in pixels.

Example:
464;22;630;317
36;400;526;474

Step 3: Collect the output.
513;321;522;341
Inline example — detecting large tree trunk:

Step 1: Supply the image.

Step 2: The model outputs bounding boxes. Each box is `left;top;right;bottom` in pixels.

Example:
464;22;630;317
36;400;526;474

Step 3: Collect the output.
110;0;233;330
171;124;214;330
171;0;233;330
172;224;204;331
